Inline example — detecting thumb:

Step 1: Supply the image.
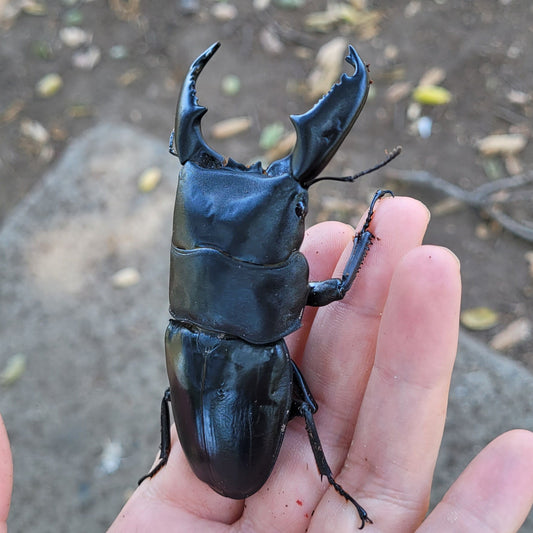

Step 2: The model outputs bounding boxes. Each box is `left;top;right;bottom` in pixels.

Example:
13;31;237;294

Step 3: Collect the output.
0;415;12;533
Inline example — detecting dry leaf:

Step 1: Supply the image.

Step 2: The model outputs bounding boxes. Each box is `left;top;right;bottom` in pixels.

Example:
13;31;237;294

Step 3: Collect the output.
490;318;532;351
20;119;50;144
477;133;528;156
418;67;446;87
386;81;413;104
1;99;25;123
22;1;46;15
72;45;101;70
210;117;252;140
306;37;348;101
59;26;93;48
112;267;140;288
117;68;143;86
431;197;464;217
506;89;531;106
109;0;140;20
259;27;284;55
211;3;238;20
504;154;523;175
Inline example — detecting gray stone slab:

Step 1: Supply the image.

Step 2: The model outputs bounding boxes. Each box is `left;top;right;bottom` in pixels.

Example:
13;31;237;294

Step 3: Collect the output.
1;123;532;531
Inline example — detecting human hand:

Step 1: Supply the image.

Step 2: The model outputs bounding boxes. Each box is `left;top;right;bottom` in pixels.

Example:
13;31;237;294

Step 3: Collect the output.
0;415;12;533
108;196;533;532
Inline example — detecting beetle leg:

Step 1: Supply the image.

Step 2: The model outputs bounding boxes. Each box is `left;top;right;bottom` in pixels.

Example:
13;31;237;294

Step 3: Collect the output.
138;387;172;484
289;359;317;419
290;361;372;529
307;189;393;307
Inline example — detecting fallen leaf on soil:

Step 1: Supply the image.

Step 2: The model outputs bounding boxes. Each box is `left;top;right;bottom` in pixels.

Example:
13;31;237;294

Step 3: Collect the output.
490;317;532;351
109;0;140;20
460;306;499;330
210;117;252;140
274;0;305;8
138;167;162;192
19;119;54;161
111;267;140;288
117;68;143;86
259;27;284;55
406;101;422;121
254;0;271;9
35;73;63;98
22;1;46;15
259;122;285;151
59;26;93;48
504;154;523;175
305;4;381;37
477;133;528;156
62;7;83;25
72;45;101;70
430;197;464;216
418;67;446;87
211;2;237;20
306;37;347;101
20;118;50;144
506;89;531;106
412;85;452;105
386;81;413;103
67;103;92;118
481;158;505;180
1;99;24;123
0;354;26;386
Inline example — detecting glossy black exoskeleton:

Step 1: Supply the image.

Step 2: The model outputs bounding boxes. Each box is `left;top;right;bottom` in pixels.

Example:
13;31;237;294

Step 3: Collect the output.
140;42;400;529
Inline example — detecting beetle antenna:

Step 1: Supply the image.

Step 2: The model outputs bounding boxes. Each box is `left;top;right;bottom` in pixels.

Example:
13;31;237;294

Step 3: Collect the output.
306;146;401;187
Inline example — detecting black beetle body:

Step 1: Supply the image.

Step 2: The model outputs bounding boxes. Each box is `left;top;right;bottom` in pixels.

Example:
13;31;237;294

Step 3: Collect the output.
140;42;399;529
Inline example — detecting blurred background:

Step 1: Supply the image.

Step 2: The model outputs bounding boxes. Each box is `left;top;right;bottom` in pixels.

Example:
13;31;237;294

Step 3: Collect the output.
1;0;532;531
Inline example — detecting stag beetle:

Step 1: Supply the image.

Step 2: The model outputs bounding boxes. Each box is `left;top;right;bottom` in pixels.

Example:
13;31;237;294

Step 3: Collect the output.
139;42;400;529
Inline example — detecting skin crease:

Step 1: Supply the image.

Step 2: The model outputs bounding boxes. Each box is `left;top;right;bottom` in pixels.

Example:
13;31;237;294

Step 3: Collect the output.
1;197;532;532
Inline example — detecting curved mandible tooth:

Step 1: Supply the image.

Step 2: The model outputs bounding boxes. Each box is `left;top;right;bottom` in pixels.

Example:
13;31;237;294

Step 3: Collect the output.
269;46;369;187
174;42;225;167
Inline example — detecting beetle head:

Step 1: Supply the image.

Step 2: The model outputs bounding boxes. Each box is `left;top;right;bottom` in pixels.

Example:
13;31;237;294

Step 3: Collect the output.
174;42;369;188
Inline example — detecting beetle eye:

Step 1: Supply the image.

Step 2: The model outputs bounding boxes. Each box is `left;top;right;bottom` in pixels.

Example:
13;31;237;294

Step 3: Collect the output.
295;200;307;218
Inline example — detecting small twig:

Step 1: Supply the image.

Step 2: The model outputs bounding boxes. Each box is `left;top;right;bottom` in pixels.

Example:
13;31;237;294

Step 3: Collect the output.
384;168;533;242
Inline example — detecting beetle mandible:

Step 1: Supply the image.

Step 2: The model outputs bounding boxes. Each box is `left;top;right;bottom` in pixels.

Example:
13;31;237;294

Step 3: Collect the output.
139;42;400;529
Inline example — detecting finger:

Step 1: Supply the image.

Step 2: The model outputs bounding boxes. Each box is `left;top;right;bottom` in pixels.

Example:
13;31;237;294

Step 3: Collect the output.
302;196;430;421
244;197;430;528
286;221;357;359
321;245;461;531
0;415;12;533
420;430;533;532
297;197;430;470
112;428;243;531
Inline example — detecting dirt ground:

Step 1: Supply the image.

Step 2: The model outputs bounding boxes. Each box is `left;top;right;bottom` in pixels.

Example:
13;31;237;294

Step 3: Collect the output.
1;0;532;529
